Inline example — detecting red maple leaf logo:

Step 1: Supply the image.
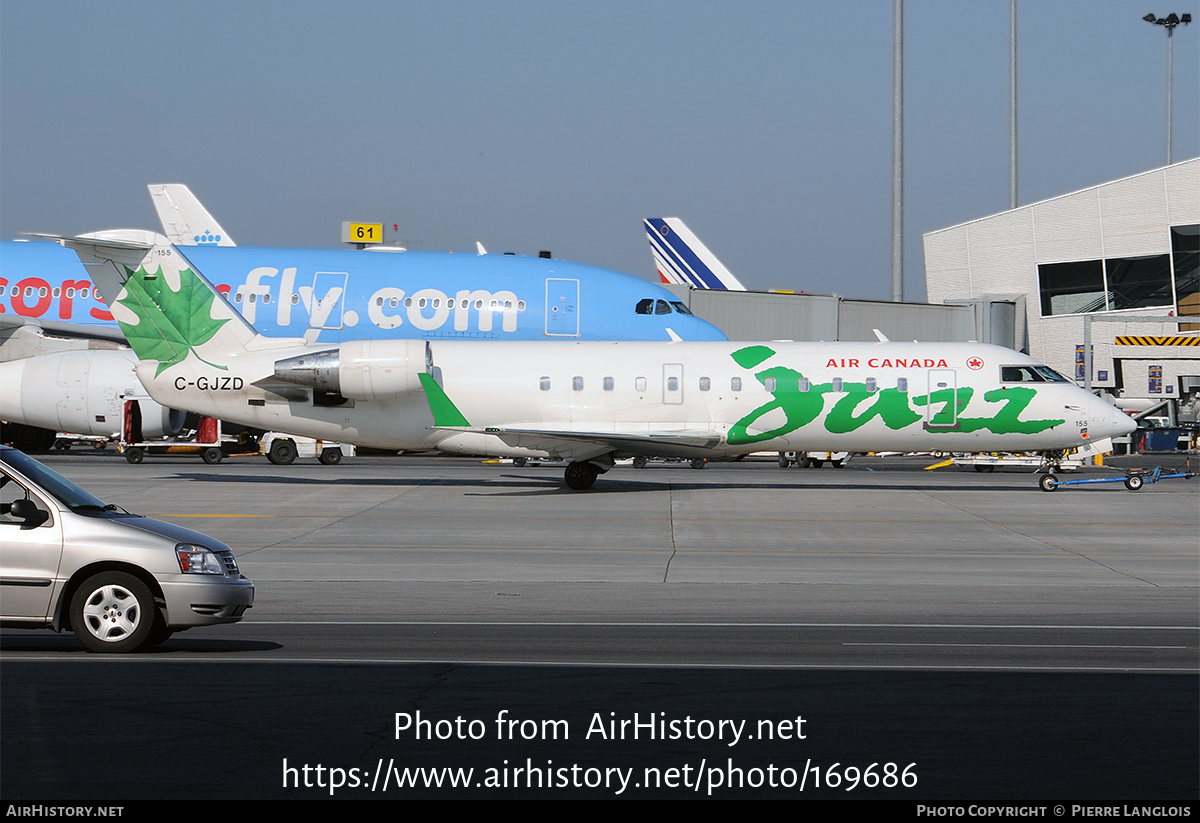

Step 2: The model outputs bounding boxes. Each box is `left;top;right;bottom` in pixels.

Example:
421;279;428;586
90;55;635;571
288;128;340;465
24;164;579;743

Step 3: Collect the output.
966;357;984;370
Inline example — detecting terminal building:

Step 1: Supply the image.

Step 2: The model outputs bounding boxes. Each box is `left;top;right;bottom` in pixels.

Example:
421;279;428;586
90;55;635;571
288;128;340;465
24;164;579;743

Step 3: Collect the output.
666;158;1199;428
924;158;1198;420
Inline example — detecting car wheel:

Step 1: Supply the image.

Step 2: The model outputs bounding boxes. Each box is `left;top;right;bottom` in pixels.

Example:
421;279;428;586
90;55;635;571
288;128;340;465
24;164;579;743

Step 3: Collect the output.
201;446;224;464
1038;474;1058;492
70;572;155;653
319;448;342;465
564;461;598;490
124;447;144;464
1124;475;1144;491
267;439;297;465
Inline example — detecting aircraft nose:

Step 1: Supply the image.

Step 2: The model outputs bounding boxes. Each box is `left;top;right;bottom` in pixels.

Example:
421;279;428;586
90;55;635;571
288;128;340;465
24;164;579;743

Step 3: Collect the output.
1091;397;1137;439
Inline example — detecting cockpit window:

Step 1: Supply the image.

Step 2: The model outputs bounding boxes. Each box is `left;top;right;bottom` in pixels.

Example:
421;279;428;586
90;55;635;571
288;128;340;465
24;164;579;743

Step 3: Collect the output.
670;301;693;316
1002;366;1044;382
1002;365;1069;383
655;300;671;315
636;298;654;315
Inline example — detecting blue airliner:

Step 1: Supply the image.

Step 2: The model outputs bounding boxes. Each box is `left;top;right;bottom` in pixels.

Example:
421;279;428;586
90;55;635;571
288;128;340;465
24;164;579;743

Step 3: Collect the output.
1;239;725;343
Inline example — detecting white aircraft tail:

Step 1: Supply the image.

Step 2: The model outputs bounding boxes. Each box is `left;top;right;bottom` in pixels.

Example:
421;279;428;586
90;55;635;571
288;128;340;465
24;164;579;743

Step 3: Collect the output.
644;217;745;290
46;233;263;375
149;184;236;247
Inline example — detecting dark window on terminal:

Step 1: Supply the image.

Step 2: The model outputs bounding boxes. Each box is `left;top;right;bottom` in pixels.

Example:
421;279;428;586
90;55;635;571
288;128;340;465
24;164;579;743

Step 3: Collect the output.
636;299;654;315
1106;254;1174;310
1174;224;1199;330
1039;260;1105;315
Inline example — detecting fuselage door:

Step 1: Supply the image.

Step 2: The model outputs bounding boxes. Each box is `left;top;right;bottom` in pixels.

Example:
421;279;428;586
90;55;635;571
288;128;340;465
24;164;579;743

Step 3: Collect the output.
545;278;580;337
310;271;348;330
663;363;684;405
925;368;959;428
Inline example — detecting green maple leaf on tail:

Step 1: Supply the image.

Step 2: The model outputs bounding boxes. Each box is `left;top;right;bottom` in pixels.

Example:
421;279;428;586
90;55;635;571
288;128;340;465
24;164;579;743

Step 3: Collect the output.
115;265;230;377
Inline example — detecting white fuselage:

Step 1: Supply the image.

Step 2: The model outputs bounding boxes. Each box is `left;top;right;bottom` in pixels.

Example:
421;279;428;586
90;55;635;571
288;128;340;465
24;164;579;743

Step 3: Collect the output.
136;338;1134;459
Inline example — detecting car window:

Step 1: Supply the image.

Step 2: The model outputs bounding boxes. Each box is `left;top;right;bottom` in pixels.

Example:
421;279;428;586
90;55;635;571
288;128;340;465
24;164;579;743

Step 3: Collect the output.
0;450;106;510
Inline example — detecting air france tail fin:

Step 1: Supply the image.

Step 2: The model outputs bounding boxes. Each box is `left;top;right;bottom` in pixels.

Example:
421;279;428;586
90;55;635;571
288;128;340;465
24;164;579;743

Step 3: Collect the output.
44;233;264;376
644;217;746;290
149;184;236;247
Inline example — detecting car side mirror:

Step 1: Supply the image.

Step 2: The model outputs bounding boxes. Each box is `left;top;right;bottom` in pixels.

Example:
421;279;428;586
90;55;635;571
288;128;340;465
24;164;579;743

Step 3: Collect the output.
10;498;49;528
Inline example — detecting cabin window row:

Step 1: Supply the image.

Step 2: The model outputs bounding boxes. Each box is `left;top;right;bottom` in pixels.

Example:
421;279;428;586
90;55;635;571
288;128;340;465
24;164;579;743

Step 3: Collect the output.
537;376;911;392
1;285;95;299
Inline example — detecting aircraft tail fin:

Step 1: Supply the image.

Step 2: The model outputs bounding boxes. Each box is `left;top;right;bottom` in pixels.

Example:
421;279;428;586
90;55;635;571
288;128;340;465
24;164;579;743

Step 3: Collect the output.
44;232;261;376
643;217;746;290
149;184;236;247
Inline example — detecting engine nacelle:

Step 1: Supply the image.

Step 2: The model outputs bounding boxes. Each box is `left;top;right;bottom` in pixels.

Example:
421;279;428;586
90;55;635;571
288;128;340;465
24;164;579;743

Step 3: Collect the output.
273;339;429;401
0;349;185;439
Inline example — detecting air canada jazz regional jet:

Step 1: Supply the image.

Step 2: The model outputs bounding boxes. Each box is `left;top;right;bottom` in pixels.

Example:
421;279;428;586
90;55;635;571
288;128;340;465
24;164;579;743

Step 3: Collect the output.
61;235;1136;489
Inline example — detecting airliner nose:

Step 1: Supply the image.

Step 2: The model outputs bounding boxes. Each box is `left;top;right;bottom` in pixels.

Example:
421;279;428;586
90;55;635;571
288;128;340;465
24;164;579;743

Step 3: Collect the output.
1091;397;1137;439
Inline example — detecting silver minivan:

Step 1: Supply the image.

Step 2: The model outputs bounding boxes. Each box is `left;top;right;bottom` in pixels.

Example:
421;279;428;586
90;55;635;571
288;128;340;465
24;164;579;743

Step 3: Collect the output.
0;446;254;652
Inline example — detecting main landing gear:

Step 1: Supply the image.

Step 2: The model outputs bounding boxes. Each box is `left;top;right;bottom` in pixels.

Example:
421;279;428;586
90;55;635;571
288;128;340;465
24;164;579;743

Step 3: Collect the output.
564;461;600;490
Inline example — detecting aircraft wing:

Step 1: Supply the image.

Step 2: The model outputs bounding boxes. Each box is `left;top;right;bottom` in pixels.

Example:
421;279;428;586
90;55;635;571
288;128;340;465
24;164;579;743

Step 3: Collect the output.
0;314;128;344
439;424;724;461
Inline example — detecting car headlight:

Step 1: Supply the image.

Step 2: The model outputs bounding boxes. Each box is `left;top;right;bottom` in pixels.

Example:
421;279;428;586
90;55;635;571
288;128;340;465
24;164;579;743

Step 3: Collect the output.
176;544;228;575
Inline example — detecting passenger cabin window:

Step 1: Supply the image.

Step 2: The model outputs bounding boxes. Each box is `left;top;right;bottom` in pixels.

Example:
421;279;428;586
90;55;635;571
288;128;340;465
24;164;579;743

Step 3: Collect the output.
572;376;584;391
897;377;908;392
699;377;711;391
603;377;614;391
731;377;742;391
832;378;843;392
764;377;776;392
667;376;679;391
539;376;551;391
798;377;810;392
635;377;647;392
865;377;877;393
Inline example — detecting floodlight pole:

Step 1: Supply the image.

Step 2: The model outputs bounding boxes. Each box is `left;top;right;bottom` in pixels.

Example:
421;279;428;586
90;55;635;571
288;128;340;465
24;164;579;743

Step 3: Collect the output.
1144;12;1192;165
892;0;904;303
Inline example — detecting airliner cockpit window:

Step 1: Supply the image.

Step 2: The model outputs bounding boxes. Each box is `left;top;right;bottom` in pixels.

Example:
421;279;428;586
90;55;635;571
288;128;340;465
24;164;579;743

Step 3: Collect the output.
636;299;654;315
655;300;671;315
670;301;693;316
1002;365;1046;382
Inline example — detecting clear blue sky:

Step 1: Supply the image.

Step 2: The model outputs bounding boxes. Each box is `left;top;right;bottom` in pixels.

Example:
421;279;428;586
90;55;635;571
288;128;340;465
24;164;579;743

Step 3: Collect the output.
2;0;1197;301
